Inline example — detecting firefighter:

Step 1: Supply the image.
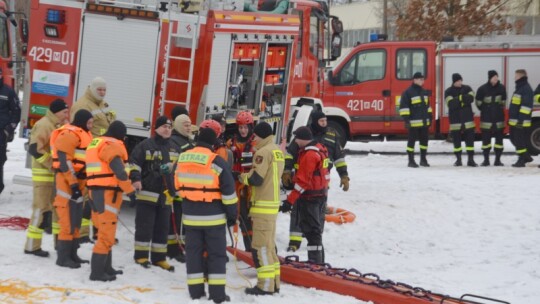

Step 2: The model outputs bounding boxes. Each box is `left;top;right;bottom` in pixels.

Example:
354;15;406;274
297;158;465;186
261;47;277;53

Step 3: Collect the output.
24;99;69;258
201;118;233;168
71;76;116;243
399;72;432;168
282;110;349;252
445;73;477;167
175;127;238;303
129;116;179;272
475;70;507;166
166;114;194;263
281;126;329;264
230;111;256;251
238;122;284;295
86;121;136;281
50;109;94;269
509;69;534;167
171;105;189;121
0;67;21;195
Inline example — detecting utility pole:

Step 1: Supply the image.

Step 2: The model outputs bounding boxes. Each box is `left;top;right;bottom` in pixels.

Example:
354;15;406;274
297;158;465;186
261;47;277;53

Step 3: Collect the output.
383;0;388;35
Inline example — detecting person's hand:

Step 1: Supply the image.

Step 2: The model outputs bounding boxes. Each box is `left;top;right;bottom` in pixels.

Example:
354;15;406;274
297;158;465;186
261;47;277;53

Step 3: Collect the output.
132;181;142;192
340;176;350;192
227;218;237;227
160;163;173;175
4;123;15;142
279;200;292;213
127;192;137;207
281;170;292;187
70;184;82;201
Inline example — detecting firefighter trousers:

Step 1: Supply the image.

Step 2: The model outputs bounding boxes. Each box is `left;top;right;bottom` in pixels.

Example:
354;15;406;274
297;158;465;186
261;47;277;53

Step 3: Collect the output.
451;128;475;153
134;201;171;263
185;226;227;301
53;175;85;242
406;127;429;152
90;189;123;255
481;127;504;153
298;196;326;264
25;183;58;252
0;137;6;194
510;126;530;156
237;185;252;251
251;217;279;293
167;200;184;258
289;196;327;250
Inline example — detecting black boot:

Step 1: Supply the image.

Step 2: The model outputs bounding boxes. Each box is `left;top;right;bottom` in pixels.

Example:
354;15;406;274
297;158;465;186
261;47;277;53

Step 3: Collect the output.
419;150;429;167
105;252;123;276
24;249;50;257
494;150;504;166
56;240;81;269
90;253;116;281
210;295;230;303
512;156;527;167
71;239;89;264
481;150;490;166
523;152;533;163
453;153;462;167
245;286;273;296
467;151;478;167
408;152;419;168
307;248;324;264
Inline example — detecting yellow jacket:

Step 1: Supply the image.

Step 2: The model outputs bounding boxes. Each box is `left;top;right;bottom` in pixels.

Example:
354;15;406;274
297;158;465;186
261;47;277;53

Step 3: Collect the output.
29;110;64;184
70;88;116;137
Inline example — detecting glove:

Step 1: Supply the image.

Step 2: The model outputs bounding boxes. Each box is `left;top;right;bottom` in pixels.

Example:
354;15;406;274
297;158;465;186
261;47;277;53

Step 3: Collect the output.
279;200;292;213
281;170;292;187
70;184;82;201
127;192;137;207
340;176;350;192
160;163;173;175
227;218;237;227
4;124;15;142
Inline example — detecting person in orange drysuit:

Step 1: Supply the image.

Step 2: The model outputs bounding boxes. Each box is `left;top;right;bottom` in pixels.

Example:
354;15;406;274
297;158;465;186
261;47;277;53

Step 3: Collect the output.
86;121;137;281
50;109;94;269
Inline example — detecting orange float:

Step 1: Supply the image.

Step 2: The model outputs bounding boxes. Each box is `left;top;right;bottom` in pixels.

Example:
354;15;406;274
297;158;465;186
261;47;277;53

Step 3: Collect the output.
325;206;356;224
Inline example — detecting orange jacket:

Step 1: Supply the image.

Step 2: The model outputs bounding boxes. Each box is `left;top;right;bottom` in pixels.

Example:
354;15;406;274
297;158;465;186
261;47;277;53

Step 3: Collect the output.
85;136;133;193
231;135;256;173
50;124;93;185
175;146;222;202
287;142;330;204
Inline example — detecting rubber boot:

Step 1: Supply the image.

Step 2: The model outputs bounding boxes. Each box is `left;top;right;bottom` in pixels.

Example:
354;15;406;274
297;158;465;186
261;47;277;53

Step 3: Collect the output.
153;260;175;272
453;153;462;167
56;240;81;269
90;253;116;281
407;152;419;168
105;251;123;276
481;150;490;166
467;151;478;167
245;286;273;296
523;152;533;163
512;155;527;167
419;150;429;167
307;249;324;264
71;239;89;264
494;150;504;166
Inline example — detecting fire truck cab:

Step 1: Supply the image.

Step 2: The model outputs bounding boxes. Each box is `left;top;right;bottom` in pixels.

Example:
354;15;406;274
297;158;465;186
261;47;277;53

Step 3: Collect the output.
0;0;28;91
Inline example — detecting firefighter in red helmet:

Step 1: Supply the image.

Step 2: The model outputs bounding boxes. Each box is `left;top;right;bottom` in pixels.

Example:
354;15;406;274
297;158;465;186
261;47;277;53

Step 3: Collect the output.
200;119;233;168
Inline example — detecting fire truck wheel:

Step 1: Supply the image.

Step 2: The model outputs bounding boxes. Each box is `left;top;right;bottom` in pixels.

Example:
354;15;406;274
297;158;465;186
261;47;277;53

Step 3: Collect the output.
327;120;348;148
527;122;540;156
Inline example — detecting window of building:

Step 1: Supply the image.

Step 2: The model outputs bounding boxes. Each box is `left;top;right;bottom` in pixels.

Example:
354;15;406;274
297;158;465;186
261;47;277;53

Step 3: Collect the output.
396;49;426;79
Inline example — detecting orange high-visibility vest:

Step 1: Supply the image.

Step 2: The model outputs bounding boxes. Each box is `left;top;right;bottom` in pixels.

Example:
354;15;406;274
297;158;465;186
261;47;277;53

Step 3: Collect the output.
175;147;222;202
85;136;128;188
50;124;93;173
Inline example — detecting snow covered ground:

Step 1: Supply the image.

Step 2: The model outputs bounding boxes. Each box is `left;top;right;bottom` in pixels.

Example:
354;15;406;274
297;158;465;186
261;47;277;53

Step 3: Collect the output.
1;135;539;304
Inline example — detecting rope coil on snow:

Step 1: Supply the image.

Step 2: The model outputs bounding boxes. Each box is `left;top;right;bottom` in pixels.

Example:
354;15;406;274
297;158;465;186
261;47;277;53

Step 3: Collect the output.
0;214;29;230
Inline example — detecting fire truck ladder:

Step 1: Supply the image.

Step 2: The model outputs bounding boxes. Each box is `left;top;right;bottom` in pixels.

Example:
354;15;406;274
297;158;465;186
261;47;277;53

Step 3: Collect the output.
162;9;201;113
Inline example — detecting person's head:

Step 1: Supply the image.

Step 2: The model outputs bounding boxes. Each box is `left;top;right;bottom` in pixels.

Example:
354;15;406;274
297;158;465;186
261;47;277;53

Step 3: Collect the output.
50;99;69;123
211;114;226;136
154;116;172;139
236;111;254;138
72;109;94;132
174;114;191;137
252;121;273;143
413;72;425;86
452;73;463;87
488;70;499;86
310;110;327;134
197;127;217;147
90;77;107;101
104;121;127;141
171;105;188;121
200;119;222;138
515;69;527;81
293;126;313;148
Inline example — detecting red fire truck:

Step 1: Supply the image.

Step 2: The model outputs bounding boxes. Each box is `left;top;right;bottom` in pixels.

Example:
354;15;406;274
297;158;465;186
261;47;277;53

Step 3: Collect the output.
0;0;28;91
320;38;540;151
20;0;342;147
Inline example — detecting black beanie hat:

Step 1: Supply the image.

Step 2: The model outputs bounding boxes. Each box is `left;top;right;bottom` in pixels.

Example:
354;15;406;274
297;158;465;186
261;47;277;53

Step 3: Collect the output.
171;105;188;121
198;127;217;146
488;70;498;80
104;121;127;140
253;122;273;139
311;110;326;122
452;73;463;83
50;99;68;114
413;72;424;79
154;116;172;129
294;126;313;140
72;109;93;131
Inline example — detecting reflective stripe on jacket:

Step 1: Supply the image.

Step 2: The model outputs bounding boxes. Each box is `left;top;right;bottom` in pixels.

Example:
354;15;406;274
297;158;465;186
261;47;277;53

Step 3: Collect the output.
176;146;222;202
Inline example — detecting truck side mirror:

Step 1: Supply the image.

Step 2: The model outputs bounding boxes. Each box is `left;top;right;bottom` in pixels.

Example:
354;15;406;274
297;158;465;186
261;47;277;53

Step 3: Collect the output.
20;19;28;43
331;33;342;60
331;18;343;34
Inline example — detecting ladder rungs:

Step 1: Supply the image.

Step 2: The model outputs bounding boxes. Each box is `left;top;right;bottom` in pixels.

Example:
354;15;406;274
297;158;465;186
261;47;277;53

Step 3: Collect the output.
169;55;191;61
166;78;190;84
163;100;187;105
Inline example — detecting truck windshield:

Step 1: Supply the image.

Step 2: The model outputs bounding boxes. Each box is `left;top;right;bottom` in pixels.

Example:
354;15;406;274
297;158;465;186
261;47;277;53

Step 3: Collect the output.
0;19;9;58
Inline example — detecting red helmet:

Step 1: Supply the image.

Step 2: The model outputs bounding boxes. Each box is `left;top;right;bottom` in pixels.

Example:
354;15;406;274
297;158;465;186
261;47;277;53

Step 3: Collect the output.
200;119;222;137
236;111;254;126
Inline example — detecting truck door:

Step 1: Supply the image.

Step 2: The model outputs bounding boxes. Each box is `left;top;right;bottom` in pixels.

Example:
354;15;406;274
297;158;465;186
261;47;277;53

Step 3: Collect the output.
326;48;389;134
